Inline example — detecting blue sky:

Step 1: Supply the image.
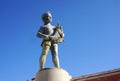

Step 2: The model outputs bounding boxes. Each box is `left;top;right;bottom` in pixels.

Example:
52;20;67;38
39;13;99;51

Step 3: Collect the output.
0;0;120;81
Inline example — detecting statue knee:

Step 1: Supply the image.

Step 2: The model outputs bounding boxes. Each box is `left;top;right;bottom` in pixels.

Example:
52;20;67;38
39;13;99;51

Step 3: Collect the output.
52;51;58;56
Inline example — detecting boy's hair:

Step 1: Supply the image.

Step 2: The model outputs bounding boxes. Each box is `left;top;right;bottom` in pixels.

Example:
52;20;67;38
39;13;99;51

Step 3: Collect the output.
42;11;52;20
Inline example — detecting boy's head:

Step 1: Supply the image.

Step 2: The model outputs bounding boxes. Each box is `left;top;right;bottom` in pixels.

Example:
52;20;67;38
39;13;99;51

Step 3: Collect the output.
42;12;52;24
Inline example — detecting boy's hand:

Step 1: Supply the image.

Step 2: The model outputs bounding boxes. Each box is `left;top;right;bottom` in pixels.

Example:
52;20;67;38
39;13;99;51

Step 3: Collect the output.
44;35;50;40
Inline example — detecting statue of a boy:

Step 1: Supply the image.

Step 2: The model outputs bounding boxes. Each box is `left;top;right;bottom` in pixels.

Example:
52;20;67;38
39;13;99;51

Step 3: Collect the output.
37;12;64;70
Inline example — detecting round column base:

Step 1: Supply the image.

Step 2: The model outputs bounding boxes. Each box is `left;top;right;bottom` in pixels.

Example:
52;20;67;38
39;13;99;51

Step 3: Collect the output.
35;68;71;81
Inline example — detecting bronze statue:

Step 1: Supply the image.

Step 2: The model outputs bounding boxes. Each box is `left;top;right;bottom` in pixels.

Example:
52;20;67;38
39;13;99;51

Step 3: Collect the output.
37;12;64;70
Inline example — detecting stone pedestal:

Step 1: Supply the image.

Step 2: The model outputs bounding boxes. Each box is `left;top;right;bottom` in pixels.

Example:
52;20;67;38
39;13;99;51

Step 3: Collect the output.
35;68;71;81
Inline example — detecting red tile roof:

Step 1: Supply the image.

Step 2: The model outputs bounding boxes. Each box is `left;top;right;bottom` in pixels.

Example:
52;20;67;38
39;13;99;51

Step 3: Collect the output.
72;68;120;81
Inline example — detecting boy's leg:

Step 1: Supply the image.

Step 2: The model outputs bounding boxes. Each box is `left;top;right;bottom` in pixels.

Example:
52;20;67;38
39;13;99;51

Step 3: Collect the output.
40;41;51;69
50;44;60;68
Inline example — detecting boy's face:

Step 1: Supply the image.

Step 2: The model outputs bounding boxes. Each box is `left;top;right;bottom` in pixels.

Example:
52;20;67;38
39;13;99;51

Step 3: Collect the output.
42;13;52;24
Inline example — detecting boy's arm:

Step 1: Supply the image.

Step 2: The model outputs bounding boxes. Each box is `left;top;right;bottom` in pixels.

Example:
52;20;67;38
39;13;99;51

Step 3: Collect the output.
36;26;49;39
